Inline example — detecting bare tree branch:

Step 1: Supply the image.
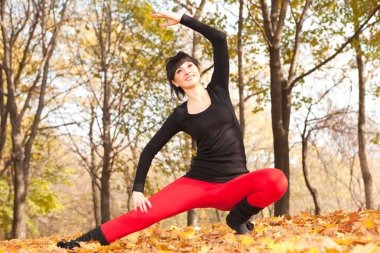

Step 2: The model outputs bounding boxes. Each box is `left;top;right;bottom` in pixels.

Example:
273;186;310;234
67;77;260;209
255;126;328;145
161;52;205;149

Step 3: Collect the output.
288;4;380;91
273;0;289;46
288;0;311;82
259;0;274;42
245;0;273;47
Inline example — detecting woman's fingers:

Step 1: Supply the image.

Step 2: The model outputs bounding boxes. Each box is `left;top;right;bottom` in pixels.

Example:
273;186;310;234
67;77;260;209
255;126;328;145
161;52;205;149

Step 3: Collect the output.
151;13;165;18
142;201;148;213
139;202;145;213
151;12;180;26
151;13;169;21
132;191;152;213
134;199;152;213
140;199;152;213
150;14;162;19
146;199;152;209
134;198;139;211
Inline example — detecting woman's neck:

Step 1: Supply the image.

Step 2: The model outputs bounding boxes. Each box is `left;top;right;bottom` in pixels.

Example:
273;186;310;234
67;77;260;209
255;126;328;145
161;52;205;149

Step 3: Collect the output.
184;84;208;104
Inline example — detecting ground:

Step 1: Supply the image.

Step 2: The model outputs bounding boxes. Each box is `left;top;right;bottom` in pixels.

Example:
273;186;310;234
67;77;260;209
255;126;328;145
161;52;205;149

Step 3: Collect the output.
1;209;379;252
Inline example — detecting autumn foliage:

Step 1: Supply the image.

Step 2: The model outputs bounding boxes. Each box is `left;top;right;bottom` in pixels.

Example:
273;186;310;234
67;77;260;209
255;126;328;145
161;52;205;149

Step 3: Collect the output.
0;209;379;252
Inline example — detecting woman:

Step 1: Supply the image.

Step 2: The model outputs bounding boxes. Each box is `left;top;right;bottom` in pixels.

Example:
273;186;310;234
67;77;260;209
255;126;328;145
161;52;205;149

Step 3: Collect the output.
57;11;288;249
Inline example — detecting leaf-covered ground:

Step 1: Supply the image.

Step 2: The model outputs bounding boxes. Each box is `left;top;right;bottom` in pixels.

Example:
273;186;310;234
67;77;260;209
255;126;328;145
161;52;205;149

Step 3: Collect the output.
1;209;380;253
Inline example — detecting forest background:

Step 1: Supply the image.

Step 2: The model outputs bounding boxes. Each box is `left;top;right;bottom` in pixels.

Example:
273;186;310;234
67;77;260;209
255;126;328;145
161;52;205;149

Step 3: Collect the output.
0;0;379;241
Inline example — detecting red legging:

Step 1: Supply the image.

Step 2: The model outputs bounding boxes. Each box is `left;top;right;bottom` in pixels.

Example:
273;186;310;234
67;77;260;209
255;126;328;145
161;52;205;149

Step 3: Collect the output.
101;168;288;243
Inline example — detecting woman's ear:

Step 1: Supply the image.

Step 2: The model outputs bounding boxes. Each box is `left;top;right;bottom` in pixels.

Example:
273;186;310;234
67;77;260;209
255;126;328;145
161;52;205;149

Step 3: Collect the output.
172;80;179;87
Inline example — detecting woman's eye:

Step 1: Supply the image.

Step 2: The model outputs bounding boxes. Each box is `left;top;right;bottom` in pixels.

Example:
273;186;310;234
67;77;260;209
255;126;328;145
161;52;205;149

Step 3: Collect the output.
177;70;182;73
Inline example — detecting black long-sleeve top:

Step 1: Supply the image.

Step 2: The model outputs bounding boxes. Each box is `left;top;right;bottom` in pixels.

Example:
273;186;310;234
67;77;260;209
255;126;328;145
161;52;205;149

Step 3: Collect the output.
132;14;249;193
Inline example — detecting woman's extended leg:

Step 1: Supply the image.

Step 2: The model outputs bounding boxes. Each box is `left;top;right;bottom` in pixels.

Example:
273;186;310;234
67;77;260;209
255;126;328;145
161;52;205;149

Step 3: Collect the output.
57;177;214;249
57;176;222;249
101;177;219;243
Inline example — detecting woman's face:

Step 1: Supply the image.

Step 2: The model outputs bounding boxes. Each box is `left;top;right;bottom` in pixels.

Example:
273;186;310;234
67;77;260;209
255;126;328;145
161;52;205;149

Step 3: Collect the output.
172;61;201;90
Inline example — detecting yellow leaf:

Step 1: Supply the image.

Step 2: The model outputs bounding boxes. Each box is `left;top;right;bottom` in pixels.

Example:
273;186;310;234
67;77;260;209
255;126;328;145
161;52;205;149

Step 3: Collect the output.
334;238;353;245
363;219;375;229
326;249;341;253
223;233;237;244
239;235;255;246
306;248;319;253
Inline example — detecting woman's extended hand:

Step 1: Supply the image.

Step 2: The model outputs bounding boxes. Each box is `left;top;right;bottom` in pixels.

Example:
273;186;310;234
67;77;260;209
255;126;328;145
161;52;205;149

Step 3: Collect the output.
151;11;182;27
132;191;152;213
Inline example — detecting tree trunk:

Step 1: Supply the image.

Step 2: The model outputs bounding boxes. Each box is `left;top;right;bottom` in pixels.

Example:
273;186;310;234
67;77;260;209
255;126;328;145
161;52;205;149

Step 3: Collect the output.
11;136;26;239
354;36;373;210
0;66;8;161
98;1;112;223
187;209;199;226
0;0;27;238
91;175;101;226
258;0;291;215
269;47;290;216
350;0;373;210
101;71;112;223
301;133;321;214
237;0;245;137
89;105;101;226
215;209;221;222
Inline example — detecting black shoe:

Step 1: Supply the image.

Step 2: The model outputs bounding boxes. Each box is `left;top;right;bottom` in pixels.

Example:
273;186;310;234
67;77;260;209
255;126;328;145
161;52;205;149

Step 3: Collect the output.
75;226;109;245
57;226;109;249
226;197;262;234
56;239;80;249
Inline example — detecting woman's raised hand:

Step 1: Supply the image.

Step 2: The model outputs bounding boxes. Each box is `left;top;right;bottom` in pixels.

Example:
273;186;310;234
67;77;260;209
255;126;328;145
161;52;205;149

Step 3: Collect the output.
132;191;152;213
151;11;182;27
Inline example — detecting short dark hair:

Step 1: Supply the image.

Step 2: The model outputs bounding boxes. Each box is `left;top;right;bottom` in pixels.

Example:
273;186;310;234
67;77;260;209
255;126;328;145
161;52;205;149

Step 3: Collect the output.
165;51;200;99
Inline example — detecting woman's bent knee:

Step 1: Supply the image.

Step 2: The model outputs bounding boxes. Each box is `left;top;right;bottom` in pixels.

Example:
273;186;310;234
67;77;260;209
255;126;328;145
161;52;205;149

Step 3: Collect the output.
270;168;288;198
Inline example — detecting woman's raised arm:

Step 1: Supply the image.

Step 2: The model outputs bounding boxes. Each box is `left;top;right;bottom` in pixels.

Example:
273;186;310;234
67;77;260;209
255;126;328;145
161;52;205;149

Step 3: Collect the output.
152;11;229;92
